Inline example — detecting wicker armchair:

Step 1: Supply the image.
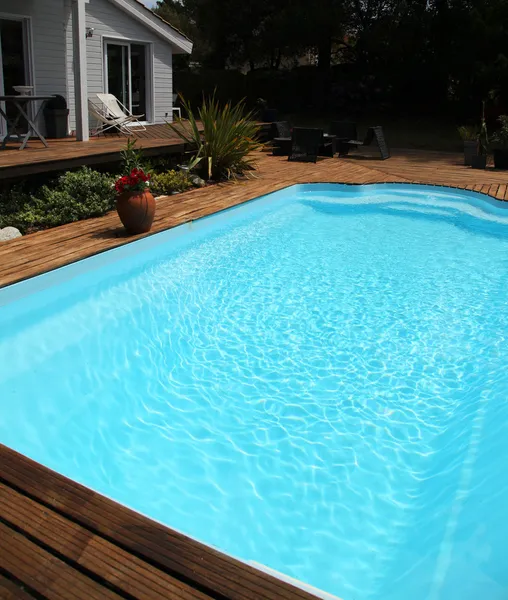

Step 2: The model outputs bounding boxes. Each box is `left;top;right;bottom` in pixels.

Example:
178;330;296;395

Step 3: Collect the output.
271;121;292;156
272;121;291;138
288;128;323;163
330;122;390;159
330;121;360;155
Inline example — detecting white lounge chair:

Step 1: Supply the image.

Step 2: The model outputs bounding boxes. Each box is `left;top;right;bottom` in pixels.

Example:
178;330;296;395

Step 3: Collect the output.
172;93;182;120
88;93;146;136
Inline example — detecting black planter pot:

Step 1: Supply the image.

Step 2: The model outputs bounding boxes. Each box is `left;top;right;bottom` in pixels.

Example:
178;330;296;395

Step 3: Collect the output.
44;108;70;138
463;140;477;166
471;154;487;170
493;148;508;170
43;95;69;139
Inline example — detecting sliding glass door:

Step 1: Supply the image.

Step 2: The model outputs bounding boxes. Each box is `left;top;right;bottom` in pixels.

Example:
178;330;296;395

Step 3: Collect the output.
105;41;149;121
0;16;33;137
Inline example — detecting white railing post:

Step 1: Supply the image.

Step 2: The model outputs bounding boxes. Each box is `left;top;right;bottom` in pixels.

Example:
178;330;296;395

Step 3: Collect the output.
72;0;89;141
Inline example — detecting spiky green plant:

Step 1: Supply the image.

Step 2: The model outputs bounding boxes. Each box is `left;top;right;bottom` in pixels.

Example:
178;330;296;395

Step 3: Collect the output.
457;125;479;141
168;95;261;181
120;138;149;174
478;101;489;156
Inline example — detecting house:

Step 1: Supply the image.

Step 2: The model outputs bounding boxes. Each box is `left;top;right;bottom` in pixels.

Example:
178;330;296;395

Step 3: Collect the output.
0;0;192;141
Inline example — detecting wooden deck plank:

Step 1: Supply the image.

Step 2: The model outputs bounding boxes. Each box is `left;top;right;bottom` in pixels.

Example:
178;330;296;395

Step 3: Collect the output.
0;574;37;600
359;148;508;187
0;521;124;600
0;483;211;600
0;445;321;600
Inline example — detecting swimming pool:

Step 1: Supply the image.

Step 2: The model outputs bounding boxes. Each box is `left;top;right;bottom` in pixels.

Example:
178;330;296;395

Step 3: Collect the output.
1;183;507;600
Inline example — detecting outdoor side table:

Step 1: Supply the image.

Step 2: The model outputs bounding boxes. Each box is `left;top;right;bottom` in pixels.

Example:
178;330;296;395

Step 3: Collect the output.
0;95;55;150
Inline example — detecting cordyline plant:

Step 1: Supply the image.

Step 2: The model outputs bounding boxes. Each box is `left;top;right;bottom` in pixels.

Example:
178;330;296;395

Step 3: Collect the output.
168;94;261;181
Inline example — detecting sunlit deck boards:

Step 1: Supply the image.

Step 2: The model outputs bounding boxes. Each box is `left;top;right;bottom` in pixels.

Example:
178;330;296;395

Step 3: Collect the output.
0;444;323;600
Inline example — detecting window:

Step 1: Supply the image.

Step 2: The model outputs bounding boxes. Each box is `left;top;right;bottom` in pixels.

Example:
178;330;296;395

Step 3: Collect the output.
0;15;34;136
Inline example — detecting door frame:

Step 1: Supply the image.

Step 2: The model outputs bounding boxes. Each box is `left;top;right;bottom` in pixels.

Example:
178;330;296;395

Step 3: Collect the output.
103;36;154;124
0;12;36;138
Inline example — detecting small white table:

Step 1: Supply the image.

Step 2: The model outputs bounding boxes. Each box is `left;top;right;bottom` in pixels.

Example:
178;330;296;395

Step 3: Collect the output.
0;95;55;150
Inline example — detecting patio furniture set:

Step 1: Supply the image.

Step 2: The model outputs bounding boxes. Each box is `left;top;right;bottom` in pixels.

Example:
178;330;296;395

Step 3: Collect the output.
271;121;390;162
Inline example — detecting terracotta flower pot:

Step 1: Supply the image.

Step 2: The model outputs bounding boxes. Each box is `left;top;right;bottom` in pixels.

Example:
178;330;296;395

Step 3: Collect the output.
116;189;155;234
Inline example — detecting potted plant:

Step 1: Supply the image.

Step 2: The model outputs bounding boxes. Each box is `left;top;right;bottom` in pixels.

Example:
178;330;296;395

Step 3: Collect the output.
458;125;479;166
471;103;488;170
114;168;154;234
491;115;508;169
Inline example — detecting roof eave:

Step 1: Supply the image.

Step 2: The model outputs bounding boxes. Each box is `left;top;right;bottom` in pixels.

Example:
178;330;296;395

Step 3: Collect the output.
106;0;193;54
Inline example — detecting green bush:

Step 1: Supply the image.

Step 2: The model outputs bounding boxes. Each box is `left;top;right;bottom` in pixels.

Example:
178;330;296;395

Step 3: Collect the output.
0;187;33;225
0;167;116;233
150;170;194;196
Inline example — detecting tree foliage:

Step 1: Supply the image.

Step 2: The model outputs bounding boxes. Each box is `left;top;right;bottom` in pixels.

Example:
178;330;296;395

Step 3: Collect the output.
155;0;508;117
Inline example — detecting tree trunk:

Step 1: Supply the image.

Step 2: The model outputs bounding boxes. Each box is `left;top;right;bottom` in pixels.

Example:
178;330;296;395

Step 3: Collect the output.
274;48;282;70
317;38;332;70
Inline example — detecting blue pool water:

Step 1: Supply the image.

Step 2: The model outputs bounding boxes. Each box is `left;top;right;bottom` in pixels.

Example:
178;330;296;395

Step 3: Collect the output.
1;183;508;600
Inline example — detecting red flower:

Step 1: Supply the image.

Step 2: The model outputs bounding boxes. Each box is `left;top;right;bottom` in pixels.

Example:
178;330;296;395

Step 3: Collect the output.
115;168;150;194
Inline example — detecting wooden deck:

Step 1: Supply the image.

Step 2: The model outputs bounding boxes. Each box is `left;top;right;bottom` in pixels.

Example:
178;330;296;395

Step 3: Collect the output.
0;147;507;599
0;445;323;600
0;124;188;179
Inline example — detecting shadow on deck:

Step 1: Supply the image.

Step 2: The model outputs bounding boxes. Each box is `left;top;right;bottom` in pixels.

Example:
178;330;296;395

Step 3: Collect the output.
0;124;189;179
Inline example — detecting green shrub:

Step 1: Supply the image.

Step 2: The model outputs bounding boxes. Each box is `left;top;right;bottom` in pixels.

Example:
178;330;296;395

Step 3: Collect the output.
150;170;194;196
0;187;33;226
0;167;116;233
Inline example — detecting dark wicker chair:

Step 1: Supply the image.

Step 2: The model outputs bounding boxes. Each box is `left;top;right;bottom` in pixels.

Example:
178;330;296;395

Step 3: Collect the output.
288;128;323;163
330;122;390;159
272;121;291;138
330;121;358;140
271;121;292;156
330;121;361;155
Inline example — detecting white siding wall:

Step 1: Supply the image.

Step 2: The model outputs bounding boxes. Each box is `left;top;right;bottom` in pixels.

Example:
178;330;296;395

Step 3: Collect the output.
65;0;173;132
0;0;67;132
